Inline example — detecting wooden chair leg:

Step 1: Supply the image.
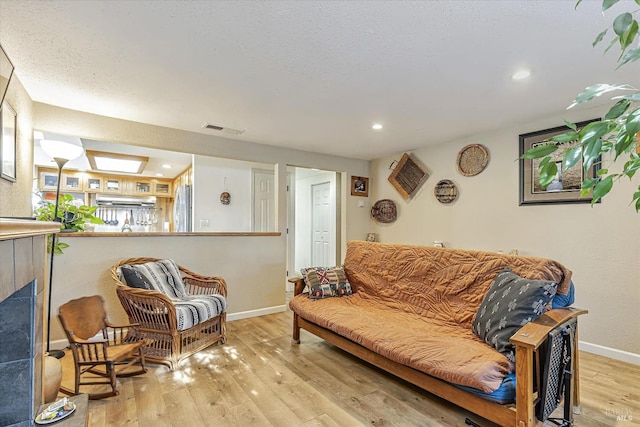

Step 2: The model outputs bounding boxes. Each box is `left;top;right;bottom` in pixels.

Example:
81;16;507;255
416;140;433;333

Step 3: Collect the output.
292;313;300;344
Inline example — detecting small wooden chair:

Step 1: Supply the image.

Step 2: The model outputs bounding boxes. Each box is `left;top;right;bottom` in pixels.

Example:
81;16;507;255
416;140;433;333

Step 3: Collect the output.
58;295;147;399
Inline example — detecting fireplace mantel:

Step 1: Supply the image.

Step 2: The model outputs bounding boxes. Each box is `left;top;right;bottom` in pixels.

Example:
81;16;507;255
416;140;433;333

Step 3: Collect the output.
0;218;59;426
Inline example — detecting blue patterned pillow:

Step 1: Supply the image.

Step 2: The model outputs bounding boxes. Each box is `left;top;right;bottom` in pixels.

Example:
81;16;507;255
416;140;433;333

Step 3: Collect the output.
472;268;558;362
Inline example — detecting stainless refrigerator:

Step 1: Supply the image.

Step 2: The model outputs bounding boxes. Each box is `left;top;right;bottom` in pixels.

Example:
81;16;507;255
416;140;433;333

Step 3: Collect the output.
173;184;192;232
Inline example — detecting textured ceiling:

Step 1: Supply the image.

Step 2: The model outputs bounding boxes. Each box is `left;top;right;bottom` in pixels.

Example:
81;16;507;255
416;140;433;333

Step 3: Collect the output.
0;1;638;160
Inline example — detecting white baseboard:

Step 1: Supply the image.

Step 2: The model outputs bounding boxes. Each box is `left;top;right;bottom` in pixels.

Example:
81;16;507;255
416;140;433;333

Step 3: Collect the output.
579;340;640;365
227;305;287;322
48;305;287;350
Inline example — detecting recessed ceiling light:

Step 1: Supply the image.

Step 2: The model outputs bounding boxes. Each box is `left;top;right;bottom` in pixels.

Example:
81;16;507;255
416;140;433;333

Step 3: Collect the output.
372;123;383;131
162;164;172;169
155;173;164;177
511;69;531;80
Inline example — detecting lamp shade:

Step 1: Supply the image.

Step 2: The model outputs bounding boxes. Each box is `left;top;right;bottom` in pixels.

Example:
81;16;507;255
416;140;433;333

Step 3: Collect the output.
40;139;84;161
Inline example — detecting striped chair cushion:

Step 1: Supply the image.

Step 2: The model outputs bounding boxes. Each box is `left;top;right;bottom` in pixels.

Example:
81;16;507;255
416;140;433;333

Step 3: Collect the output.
174;294;227;331
120;259;187;298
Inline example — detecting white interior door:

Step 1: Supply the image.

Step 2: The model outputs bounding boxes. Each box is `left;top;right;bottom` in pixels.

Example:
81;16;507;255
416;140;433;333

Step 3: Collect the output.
253;170;274;232
311;182;331;266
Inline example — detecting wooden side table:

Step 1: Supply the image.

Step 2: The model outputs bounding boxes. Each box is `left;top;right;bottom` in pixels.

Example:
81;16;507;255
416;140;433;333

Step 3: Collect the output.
36;394;90;427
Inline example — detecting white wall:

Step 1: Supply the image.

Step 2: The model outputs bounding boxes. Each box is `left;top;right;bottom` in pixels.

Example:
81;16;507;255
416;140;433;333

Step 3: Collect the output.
193;155;273;232
294;168;337;273
48;234;285;343
370;107;640;358
0;75;33;217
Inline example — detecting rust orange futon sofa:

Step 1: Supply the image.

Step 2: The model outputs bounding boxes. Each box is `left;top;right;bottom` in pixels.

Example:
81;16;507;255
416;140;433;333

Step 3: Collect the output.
289;241;586;427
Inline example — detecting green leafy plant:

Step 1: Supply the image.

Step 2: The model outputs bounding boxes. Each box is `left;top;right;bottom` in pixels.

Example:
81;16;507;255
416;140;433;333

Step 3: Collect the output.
34;193;104;253
521;0;640;210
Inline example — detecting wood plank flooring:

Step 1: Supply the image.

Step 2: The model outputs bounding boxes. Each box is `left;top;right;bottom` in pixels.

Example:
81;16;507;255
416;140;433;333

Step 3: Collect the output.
58;310;639;426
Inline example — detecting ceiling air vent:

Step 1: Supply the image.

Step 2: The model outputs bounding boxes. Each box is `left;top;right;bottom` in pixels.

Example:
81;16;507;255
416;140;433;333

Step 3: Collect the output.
202;123;245;135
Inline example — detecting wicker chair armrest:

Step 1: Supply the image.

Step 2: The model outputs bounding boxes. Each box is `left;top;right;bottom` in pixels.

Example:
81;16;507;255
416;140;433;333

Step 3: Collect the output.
183;275;227;297
115;286;178;331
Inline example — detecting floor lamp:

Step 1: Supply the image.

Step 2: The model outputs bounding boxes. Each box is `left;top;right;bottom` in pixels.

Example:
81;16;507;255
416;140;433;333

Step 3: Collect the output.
39;139;84;359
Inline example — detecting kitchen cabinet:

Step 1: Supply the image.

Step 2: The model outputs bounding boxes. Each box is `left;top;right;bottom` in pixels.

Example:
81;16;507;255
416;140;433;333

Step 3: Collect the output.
103;177;123;193
38;168;84;192
36;167;174;198
131;179;153;195
85;176;103;192
153;180;172;196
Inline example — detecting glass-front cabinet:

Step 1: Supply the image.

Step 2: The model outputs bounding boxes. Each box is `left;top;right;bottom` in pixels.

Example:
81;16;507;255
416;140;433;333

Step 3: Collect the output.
85;177;102;192
103;177;123;193
153;180;172;196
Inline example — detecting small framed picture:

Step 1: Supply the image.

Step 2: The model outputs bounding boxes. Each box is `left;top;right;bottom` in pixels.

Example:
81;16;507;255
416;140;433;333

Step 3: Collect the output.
366;233;377;242
351;176;369;197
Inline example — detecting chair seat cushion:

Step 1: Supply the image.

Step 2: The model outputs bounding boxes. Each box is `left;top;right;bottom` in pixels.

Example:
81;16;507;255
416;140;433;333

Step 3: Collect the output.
174;294;227;331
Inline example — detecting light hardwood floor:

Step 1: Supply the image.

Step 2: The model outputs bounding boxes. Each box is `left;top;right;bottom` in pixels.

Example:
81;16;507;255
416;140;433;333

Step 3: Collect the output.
59;310;639;426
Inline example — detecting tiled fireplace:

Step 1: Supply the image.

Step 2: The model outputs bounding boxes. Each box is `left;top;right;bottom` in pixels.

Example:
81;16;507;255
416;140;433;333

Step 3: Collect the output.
0;220;58;427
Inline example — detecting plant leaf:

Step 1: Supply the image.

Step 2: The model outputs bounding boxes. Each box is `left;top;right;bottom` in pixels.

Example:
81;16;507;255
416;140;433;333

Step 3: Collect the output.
563;145;583;170
582;177;598;190
569;83;625;107
613;13;633;38
548;131;579;142
604;99;631;120
593;175;614;201
579;122;613;170
593;28;608;47
618;45;640;68
602;0;621;10
520;144;559;159
597;168;609;176
625;108;640;136
564;120;578;131
619;20;639;59
539;161;557;189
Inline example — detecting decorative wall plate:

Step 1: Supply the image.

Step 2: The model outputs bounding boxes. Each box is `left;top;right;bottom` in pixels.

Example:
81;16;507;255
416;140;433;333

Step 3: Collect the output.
371;199;397;223
434;179;458;204
457;144;489;176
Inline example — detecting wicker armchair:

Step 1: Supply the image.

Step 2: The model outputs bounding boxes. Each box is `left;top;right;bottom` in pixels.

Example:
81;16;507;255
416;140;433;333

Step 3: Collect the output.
111;257;227;370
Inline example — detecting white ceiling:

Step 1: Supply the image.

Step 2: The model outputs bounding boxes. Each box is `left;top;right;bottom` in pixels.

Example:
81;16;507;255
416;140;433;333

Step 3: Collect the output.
1;1;638;161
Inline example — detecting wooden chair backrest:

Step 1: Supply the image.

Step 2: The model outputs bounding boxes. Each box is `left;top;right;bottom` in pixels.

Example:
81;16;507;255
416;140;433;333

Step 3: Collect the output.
58;295;108;340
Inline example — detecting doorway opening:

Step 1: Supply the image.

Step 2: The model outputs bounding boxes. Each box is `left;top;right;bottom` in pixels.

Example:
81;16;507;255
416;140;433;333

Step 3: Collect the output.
286;166;340;290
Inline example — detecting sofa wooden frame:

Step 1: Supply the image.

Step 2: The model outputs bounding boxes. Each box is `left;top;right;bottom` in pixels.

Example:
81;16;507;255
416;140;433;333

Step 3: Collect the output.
111;257;227;371
290;278;587;427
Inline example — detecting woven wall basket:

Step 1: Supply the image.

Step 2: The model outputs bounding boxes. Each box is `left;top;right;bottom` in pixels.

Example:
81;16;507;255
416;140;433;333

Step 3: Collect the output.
371;199;397;223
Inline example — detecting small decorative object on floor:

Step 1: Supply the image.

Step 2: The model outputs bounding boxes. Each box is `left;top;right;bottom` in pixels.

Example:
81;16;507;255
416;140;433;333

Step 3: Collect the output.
457;144;489;177
35;397;76;424
43;353;63;404
371;199;397;223
434;179;458;204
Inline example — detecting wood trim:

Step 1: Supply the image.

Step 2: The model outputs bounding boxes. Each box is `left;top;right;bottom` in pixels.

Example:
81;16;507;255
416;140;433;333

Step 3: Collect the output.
0;219;59;240
510;307;588;349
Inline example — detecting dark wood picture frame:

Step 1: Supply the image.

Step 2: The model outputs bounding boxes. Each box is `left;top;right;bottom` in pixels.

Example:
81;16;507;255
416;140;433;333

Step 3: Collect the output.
519;119;600;205
351;176;369;197
0;101;17;182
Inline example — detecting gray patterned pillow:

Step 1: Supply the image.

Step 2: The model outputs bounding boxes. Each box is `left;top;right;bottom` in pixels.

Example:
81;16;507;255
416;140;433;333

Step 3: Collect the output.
472;268;558;362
